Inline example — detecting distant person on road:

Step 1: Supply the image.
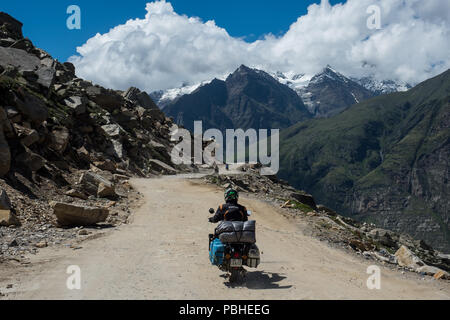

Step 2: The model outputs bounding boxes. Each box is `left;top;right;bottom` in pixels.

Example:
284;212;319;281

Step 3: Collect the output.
225;164;229;171
209;188;248;223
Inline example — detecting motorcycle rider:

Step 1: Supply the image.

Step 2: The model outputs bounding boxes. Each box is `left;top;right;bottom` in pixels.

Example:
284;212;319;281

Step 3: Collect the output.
209;188;248;223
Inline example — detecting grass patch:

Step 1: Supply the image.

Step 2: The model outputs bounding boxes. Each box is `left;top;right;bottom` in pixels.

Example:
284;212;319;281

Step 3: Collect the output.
277;197;314;212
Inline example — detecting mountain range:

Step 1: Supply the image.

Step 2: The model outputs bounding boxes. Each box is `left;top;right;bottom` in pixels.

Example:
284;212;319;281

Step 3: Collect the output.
154;64;449;252
152;65;411;119
279;69;450;251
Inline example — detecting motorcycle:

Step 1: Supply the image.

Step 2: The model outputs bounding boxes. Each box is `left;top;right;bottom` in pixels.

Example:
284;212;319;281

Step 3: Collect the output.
208;208;260;283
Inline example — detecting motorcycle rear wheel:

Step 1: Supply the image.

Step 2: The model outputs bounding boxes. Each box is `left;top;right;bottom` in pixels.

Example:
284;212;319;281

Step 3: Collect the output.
229;268;246;283
229;269;240;283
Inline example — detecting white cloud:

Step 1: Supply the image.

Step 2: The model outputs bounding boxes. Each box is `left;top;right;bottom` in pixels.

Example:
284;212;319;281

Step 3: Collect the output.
70;0;450;92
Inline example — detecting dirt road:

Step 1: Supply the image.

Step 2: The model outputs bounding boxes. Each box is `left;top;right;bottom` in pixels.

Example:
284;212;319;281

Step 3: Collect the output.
1;176;449;299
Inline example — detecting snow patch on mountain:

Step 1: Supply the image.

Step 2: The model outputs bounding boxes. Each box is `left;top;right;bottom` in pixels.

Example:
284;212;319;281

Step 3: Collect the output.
355;77;412;95
151;74;228;109
269;71;312;92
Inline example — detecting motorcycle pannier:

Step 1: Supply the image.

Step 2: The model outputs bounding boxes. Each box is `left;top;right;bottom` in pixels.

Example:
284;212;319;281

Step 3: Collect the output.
247;244;260;268
216;220;256;243
209;238;225;265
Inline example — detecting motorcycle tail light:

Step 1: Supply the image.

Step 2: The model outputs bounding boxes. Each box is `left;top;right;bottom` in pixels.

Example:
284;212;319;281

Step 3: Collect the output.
234;253;240;258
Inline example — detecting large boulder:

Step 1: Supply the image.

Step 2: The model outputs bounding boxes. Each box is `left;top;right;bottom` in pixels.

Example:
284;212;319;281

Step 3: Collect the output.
77;146;91;162
0;47;55;89
123;87;140;101
106;139;125;160
0;209;20;226
123;87;158;110
0;106;7;124
290;192;317;210
62;62;75;75
93;159;116;173
416;265;449;278
50;201;109;227
15;147;45;171
13;123;39;146
0;12;23;40
10;38;34;53
101;124;123;139
413;239;433;251
35;62;56;88
97;182;115;198
85;86;124;112
0;188;11;210
395;245;425;269
149;159;177;175
369;228;398;248
317;204;337;216
0;107;11;176
49;127;70;153
4;106;21;123
0;47;36;69
79;171;117;198
13;90;48;124
0;123;11;176
0;107;14;136
143;108;166;123
64;96;86;115
65;189;88;200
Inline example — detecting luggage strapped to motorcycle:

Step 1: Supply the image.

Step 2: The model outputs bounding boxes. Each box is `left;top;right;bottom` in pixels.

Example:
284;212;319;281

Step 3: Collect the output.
215;220;256;244
231;222;243;243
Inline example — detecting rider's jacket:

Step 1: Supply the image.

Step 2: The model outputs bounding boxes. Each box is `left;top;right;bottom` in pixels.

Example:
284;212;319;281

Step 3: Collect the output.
210;200;248;223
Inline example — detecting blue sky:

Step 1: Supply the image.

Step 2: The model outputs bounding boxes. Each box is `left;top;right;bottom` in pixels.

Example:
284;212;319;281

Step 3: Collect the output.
1;0;343;62
2;0;447;91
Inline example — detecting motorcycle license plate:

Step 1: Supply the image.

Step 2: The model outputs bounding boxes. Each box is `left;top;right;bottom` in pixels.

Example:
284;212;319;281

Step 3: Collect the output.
230;259;242;267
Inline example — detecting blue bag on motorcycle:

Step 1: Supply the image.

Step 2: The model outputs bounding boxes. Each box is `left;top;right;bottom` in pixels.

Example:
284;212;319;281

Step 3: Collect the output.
209;238;225;265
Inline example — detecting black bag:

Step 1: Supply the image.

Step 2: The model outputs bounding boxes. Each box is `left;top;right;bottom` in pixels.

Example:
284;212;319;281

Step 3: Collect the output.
216;220;256;243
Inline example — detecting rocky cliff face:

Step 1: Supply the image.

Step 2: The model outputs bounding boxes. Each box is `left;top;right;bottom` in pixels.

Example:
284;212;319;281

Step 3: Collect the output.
0;12;183;180
0;13;192;261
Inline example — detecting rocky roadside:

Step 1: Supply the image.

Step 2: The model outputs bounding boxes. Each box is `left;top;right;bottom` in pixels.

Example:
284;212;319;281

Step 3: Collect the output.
204;164;450;281
0;170;143;264
0;12;196;264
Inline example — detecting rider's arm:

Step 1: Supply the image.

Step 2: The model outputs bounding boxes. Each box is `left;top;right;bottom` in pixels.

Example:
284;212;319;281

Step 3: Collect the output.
209;205;224;223
242;206;248;222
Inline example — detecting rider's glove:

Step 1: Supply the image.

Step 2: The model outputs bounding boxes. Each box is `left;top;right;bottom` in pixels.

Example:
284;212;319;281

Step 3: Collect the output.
208;217;214;223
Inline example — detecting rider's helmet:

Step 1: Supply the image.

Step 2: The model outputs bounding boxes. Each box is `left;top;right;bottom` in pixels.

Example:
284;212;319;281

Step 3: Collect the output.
224;188;239;202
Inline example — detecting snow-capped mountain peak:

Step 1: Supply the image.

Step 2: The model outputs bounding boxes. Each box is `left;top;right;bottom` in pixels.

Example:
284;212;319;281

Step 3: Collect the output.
150;74;230;109
310;65;350;85
151;65;412;118
270;71;311;91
